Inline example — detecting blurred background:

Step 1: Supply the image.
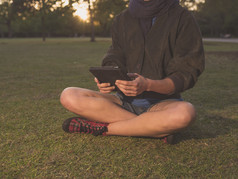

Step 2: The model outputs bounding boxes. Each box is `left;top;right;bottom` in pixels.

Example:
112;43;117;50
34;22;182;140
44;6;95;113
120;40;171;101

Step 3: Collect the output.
0;0;237;41
0;2;238;177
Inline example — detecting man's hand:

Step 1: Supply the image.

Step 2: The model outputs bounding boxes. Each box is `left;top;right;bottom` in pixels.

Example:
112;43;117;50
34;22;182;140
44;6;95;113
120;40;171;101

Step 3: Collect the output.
115;73;148;96
95;78;115;93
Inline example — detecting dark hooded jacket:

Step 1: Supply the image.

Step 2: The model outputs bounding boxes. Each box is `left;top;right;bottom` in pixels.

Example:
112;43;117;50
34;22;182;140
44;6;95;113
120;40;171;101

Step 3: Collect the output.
102;3;205;100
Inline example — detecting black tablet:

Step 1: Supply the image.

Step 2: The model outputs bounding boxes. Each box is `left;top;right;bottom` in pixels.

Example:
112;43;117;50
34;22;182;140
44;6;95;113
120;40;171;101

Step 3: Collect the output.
89;66;131;85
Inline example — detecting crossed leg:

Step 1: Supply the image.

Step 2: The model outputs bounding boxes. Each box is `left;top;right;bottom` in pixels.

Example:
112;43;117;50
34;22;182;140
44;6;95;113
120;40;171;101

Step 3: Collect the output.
60;87;196;137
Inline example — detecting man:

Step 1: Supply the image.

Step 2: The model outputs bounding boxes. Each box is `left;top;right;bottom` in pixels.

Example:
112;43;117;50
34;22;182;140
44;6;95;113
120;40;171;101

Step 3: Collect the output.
60;0;205;144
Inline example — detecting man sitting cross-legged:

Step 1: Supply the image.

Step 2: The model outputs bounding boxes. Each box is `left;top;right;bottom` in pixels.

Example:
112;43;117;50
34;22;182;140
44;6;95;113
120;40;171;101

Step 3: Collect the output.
60;0;205;144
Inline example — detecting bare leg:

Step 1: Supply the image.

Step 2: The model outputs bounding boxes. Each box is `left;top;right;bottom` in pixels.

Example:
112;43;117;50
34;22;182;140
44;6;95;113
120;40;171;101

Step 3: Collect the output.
60;87;196;137
107;100;196;137
60;87;136;123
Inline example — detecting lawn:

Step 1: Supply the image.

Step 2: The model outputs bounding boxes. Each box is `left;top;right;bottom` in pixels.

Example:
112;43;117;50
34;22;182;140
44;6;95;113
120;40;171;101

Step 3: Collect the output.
0;38;238;178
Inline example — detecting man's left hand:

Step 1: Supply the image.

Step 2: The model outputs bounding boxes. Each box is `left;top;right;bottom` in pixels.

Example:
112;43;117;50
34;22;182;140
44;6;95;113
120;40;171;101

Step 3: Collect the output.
115;73;148;96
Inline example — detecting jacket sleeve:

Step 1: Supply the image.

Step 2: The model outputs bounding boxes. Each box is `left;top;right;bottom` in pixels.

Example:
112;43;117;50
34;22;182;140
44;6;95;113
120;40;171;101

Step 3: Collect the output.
101;15;126;71
166;10;205;93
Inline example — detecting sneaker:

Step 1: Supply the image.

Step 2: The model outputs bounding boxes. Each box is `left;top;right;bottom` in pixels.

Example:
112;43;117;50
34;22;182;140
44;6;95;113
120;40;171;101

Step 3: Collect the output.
62;117;109;136
160;135;174;144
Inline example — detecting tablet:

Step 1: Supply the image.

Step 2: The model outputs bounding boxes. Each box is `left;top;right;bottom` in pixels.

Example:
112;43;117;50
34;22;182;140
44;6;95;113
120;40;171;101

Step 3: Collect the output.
89;66;131;85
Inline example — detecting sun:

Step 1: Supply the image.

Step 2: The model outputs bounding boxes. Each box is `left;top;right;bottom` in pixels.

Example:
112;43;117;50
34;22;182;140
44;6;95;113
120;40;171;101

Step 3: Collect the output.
72;2;89;21
62;0;89;21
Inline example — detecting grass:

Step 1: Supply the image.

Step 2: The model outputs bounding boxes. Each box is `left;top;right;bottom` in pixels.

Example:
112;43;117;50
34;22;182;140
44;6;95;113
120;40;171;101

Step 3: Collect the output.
0;38;238;178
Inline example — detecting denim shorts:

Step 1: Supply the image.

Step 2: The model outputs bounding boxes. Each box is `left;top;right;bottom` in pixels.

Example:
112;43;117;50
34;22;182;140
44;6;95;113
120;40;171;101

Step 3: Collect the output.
115;93;183;115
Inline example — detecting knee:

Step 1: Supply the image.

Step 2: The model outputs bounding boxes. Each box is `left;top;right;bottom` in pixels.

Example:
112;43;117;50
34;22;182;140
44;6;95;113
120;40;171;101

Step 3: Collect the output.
60;87;80;109
174;102;196;129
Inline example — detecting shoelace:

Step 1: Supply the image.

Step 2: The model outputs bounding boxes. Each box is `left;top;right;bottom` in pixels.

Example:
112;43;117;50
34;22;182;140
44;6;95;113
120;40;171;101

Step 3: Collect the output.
79;122;107;136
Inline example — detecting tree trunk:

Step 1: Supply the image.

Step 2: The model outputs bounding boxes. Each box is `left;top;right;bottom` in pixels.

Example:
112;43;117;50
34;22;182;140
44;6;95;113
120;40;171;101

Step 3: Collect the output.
41;0;46;42
7;19;12;38
0;27;4;38
41;15;46;42
88;0;95;42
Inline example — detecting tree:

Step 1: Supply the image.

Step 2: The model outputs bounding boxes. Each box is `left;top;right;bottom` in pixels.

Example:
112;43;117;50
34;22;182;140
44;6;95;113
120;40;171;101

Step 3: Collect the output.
45;2;78;37
82;0;95;42
32;0;59;41
0;0;37;37
195;0;238;37
0;0;82;38
0;0;37;38
0;0;17;37
93;0;128;36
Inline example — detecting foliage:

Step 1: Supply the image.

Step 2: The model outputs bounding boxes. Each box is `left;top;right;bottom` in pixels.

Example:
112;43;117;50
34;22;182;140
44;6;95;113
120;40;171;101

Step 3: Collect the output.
0;0;84;39
0;0;238;37
0;0;21;37
195;0;238;37
93;0;129;36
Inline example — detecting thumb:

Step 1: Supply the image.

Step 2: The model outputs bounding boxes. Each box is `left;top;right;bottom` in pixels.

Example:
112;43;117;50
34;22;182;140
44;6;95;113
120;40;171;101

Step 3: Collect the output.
94;77;99;83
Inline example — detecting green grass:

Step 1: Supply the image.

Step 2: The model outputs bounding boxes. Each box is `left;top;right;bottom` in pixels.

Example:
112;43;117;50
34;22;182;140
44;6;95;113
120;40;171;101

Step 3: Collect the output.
0;38;238;178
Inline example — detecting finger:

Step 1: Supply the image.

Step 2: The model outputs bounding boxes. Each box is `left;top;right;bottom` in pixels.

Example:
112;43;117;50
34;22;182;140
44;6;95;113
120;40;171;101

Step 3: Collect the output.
117;84;142;96
123;91;137;96
116;80;135;86
97;82;111;88
94;77;99;83
100;89;114;93
117;86;137;95
100;86;115;91
100;86;115;93
125;94;137;96
116;83;137;91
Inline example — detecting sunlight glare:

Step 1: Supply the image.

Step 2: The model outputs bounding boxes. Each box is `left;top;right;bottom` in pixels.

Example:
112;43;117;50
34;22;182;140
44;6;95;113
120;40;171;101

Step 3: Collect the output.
73;3;89;21
63;0;89;21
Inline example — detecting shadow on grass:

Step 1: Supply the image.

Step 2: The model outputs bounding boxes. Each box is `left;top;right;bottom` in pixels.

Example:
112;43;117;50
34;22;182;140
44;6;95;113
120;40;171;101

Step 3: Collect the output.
173;51;238;144
173;114;238;144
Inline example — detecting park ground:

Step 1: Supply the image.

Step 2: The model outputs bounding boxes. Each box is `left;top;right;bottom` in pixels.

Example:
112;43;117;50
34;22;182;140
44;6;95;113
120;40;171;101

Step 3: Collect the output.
0;38;238;178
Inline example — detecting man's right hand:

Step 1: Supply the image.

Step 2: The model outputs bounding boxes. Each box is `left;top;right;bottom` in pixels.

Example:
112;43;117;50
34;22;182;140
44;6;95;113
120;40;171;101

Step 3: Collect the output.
94;77;115;93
